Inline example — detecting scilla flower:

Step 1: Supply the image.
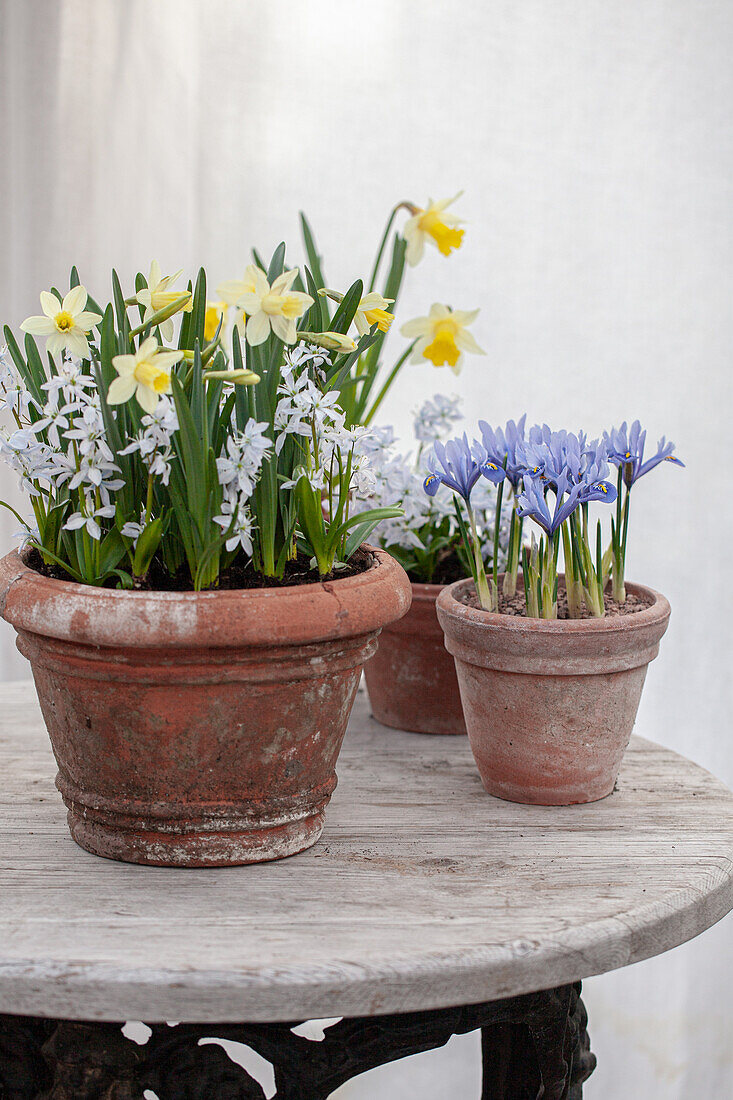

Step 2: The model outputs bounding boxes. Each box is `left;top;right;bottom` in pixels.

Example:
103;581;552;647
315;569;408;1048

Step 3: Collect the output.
21;286;101;360
107;337;184;414
401;304;485;374
233;265;313;347
402;194;465;265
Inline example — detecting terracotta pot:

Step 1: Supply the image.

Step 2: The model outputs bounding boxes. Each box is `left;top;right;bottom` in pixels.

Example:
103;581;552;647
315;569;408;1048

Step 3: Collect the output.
364;582;466;734
0;547;411;867
436;577;671;805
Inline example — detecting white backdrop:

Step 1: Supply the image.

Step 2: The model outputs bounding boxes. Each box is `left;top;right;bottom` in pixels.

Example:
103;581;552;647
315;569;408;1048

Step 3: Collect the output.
1;1;732;1096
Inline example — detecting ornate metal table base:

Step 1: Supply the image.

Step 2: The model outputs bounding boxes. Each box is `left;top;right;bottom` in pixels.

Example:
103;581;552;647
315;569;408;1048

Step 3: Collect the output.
0;982;594;1099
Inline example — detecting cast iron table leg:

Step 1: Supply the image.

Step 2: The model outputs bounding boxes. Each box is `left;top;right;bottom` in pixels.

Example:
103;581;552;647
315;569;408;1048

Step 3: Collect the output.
0;982;595;1099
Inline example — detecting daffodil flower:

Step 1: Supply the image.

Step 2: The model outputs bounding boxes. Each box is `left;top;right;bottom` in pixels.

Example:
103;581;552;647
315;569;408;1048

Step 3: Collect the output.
204;301;228;343
401;304;485;374
354;293;395;336
217;271;260;334
107;337;184;414
234;266;313;346
402;194;465;266
136;262;193;342
21;286;102;360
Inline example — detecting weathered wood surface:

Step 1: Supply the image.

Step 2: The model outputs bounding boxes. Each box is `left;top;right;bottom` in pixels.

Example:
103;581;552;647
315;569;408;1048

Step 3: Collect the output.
0;680;732;1023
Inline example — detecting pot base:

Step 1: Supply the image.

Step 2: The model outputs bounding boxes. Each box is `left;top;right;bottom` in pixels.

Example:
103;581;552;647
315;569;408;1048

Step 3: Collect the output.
66;805;326;867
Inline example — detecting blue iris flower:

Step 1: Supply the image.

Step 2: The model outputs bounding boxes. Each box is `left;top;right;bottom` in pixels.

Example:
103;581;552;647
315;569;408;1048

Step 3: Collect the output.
476;415;527;489
604;421;684;489
423;434;506;502
515;471;583;535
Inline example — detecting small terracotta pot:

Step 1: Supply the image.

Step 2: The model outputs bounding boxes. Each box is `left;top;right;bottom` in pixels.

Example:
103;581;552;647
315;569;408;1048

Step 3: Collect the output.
364;582;466;734
0;547;411;866
436;577;671;805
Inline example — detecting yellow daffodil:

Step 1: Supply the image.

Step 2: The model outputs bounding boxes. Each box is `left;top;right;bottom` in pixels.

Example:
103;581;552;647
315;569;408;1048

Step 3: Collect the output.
21;286;102;360
402;194;465;266
136;261;193;342
107;337;184;413
204;301;228;342
400;304;485;374
354;293;395;336
235;265;313;346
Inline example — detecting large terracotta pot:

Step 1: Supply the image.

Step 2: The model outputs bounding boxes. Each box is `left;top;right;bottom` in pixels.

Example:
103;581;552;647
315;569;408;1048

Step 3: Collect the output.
364;582;466;734
0;547;411;867
436;577;671;805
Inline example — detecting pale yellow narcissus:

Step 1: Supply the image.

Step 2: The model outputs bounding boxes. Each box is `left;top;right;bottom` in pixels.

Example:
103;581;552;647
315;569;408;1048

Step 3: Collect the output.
136;261;193;341
204;301;228;343
354;293;395;336
400;304;485;375
107;337;184;414
402;194;465;266
216;271;258;334
21;286;102;360
235;265;314;346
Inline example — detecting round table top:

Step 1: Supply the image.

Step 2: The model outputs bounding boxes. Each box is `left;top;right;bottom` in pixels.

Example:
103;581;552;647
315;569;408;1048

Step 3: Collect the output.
1;680;732;1024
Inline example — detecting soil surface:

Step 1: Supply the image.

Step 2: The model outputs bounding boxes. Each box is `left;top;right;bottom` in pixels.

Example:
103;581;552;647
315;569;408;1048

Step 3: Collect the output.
407;550;466;587
25;546;374;592
460;583;652;619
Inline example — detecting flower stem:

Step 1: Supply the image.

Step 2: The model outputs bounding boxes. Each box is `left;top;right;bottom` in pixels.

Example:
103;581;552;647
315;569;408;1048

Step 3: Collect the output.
368;206;399;293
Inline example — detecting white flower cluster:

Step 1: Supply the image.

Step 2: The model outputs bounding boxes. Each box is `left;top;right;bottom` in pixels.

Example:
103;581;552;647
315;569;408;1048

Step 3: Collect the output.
213;419;272;553
353;394;512;566
119;398;178;487
0;348;126;540
275;344;377;499
413;393;462;443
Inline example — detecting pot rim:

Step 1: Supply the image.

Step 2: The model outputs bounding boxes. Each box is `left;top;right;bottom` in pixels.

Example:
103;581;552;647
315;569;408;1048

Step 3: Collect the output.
437;575;670;637
0;545;412;649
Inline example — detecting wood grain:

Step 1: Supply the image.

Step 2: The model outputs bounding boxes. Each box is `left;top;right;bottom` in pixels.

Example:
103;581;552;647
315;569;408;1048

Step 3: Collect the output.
0;680;732;1023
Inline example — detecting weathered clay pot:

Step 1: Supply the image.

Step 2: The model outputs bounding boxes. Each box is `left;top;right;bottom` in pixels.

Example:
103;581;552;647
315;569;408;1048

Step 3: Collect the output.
364;582;466;734
436;577;671;805
0;547;411;867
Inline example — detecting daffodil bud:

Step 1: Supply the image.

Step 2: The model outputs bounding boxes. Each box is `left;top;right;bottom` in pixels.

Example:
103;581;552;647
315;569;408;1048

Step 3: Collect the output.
129;294;192;339
300;331;357;354
317;288;344;304
203;369;260;386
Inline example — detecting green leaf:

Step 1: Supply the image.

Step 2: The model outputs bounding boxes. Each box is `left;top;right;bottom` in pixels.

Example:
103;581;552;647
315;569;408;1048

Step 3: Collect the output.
329;279;363;335
170;374;208;523
98;528;127;575
267;242;286;285
299;212;327;291
131;518;164;577
303;267;324;331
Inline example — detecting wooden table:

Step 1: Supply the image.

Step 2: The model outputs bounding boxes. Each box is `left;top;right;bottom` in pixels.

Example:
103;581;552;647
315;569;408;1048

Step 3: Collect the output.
1;680;732;1098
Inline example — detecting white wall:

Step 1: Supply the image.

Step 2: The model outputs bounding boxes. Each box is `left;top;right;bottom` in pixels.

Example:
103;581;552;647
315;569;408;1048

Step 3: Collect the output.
1;2;732;1095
